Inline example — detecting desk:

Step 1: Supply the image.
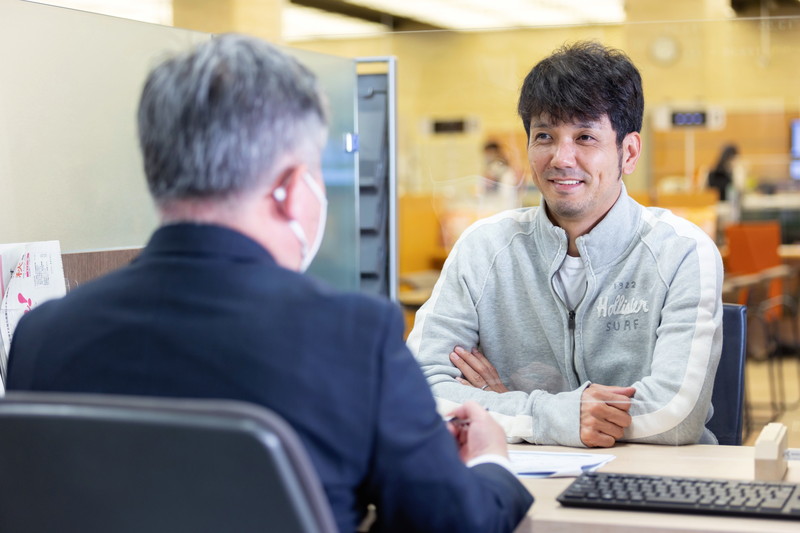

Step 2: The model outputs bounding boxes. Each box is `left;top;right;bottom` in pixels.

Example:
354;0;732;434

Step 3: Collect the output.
719;244;800;267
513;443;800;532
779;244;800;267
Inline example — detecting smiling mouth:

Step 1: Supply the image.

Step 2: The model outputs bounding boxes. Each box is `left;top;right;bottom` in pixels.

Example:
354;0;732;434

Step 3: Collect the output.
551;179;582;185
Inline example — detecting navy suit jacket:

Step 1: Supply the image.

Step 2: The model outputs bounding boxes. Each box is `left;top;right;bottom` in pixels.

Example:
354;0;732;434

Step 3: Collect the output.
7;224;532;533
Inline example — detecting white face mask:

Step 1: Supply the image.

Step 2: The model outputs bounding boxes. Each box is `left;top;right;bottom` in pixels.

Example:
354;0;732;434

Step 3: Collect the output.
287;172;328;272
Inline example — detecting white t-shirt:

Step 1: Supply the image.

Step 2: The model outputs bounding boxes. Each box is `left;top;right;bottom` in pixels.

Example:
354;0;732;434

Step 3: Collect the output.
553;254;586;310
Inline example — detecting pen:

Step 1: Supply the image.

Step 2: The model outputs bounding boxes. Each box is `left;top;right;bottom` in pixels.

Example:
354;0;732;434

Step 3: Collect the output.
446;416;470;428
446;406;489;428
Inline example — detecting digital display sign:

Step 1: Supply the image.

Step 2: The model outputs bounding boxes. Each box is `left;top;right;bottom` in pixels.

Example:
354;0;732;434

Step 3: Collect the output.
671;111;707;127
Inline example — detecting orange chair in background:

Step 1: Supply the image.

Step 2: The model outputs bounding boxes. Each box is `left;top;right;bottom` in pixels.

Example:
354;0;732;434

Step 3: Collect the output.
725;221;783;274
725;221;785;316
725;220;800;431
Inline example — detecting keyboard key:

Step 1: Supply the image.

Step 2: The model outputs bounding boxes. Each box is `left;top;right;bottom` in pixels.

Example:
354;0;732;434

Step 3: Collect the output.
646;494;697;505
761;498;787;511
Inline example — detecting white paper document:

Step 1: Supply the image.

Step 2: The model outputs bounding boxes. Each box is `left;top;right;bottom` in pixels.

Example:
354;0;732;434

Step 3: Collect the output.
509;450;615;478
0;241;66;391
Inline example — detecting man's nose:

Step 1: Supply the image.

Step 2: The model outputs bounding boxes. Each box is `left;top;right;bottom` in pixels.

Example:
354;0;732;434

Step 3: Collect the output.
551;139;576;168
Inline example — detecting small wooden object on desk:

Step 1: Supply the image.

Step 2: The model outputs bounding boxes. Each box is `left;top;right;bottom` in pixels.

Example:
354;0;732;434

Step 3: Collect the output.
754;422;788;481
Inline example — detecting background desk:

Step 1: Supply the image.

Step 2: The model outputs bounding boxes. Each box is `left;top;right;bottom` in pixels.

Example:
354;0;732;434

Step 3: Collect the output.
513;443;800;533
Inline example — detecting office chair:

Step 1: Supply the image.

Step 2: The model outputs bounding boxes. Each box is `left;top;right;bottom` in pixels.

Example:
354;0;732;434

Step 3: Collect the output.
0;392;338;533
707;303;747;445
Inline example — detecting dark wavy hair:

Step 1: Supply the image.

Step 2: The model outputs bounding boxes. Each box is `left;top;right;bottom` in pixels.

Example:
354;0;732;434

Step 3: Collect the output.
517;41;643;145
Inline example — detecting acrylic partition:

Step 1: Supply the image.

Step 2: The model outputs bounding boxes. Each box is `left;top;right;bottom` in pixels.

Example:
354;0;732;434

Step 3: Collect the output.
286;12;800;284
286;47;359;292
292;15;800;200
0;0;359;291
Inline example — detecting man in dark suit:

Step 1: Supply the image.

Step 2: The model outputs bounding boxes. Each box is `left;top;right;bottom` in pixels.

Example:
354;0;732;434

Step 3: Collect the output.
6;34;532;532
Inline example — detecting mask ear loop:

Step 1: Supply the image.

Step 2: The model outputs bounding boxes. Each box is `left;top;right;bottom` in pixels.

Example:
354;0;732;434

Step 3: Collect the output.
288;220;309;260
272;173;325;272
272;184;309;264
299;172;327;270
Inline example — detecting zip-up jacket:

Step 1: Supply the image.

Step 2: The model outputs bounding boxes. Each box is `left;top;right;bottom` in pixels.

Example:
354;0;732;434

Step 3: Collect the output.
407;185;723;447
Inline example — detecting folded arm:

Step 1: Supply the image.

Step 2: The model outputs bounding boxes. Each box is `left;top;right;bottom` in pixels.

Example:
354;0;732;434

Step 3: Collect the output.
451;345;635;448
407;277;588;446
622;237;723;445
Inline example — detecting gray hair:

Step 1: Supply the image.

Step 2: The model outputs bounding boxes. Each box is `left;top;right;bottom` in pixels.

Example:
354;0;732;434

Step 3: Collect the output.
137;33;328;203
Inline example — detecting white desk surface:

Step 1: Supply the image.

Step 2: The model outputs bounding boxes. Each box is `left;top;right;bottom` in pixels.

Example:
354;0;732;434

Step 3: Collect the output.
512;443;800;533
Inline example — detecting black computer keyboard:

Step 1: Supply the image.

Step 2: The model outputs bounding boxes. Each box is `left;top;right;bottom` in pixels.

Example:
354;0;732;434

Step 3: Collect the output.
557;471;800;520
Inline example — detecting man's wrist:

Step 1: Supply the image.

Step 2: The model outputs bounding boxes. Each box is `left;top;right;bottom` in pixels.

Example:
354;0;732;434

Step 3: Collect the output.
532;385;589;447
466;453;514;474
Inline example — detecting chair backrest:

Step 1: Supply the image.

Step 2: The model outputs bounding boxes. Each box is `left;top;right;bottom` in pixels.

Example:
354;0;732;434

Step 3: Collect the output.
725;221;782;275
707;303;747;445
725;221;784;317
0;392;338;533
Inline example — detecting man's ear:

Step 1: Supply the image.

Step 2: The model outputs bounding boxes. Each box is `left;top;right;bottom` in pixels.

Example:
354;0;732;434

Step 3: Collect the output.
270;165;306;219
621;132;642;175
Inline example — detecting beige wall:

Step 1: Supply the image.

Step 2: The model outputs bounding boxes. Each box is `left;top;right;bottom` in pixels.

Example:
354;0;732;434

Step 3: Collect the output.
173;0;284;42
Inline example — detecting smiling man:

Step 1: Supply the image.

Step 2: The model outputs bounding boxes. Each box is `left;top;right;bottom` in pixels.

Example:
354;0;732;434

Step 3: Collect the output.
407;41;724;448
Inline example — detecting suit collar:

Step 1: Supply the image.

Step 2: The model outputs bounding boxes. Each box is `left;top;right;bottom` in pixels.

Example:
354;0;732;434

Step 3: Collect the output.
140;223;276;264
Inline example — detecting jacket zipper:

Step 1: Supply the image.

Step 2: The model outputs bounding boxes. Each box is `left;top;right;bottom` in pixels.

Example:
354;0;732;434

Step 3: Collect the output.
568;309;578;377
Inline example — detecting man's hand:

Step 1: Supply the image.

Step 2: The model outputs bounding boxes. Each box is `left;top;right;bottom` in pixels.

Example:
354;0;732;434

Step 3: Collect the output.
449;346;509;393
446;401;508;463
580;384;636;448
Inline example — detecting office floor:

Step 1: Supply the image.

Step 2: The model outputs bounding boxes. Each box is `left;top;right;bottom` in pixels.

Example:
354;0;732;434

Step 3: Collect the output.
743;356;800;446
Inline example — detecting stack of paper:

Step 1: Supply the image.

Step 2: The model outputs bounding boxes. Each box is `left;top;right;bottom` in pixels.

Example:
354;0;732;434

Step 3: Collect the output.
509;450;615;478
0;241;66;391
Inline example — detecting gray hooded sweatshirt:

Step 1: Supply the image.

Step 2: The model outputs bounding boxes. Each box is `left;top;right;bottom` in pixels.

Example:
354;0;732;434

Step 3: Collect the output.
407;185;723;447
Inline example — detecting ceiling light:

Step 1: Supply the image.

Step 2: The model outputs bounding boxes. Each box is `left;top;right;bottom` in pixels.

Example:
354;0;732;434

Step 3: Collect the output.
342;0;625;30
24;0;172;25
283;5;388;41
